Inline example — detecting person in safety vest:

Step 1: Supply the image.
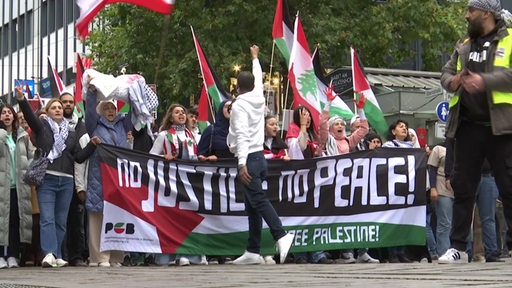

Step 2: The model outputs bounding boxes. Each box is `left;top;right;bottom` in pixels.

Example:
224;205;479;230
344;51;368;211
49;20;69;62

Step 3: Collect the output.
438;0;512;264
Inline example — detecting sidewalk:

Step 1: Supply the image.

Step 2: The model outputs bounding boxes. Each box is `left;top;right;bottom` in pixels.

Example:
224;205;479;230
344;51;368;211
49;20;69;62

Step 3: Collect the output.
1;258;512;288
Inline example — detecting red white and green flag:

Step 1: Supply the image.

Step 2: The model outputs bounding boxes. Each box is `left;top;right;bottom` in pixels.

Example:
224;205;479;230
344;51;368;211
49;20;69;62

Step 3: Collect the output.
312;47;354;120
191;27;229;123
75;53;93;118
47;56;64;98
272;0;294;66
351;47;388;136
76;0;175;39
288;14;321;128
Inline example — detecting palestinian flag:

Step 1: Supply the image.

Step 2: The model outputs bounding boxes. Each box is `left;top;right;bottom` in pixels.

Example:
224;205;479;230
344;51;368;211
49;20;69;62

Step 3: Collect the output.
312;47;354;120
288;13;321;128
76;0;175;39
191;26;229;123
75;53;92;118
48;56;64;98
272;0;294;66
351;47;388;136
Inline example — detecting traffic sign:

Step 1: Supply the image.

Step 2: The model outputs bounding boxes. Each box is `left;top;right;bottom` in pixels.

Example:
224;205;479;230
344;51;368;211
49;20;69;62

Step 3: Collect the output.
436;101;449;123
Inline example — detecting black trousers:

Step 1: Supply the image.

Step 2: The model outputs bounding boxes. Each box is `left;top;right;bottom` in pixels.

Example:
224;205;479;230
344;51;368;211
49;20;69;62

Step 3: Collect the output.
450;121;512;251
7;187;20;258
64;191;86;262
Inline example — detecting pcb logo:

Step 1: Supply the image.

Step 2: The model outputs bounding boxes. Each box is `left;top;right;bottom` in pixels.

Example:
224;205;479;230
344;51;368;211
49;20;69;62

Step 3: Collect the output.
105;222;135;234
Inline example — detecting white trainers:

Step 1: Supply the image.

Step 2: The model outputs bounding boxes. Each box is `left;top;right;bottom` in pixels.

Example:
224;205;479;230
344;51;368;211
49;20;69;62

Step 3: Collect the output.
55;259;68;268
98;262;111;267
110;262;122;267
356;252;380;264
264;255;276;265
0;257;7;269
336;252;356;264
438;248;468;264
6;257;19;268
177;257;190;266
233;251;262;265
276;233;294;264
42;253;57;268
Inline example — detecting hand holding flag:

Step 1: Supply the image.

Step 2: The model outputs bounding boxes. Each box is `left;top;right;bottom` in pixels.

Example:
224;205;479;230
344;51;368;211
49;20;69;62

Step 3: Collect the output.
324;81;337;102
355;92;366;109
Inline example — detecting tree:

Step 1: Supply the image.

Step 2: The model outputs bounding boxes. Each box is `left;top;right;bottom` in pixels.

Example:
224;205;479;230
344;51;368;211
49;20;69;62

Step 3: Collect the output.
85;0;466;115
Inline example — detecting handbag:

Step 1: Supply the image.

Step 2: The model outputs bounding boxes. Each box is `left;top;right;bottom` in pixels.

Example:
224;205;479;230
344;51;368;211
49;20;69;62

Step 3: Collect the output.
23;154;50;186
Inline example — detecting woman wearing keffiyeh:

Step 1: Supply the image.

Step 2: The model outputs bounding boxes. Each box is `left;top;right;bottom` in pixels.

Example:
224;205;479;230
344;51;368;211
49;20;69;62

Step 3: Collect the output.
15;86;101;268
150;104;204;266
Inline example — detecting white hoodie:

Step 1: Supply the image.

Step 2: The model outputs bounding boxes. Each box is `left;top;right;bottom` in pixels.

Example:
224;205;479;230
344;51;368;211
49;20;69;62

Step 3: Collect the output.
227;58;265;166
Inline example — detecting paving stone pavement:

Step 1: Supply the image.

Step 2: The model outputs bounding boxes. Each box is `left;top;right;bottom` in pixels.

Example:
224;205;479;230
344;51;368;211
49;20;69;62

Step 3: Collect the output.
1;259;512;288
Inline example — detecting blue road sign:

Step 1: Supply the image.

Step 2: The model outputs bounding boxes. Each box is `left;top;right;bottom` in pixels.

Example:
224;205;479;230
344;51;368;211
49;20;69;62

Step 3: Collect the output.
436;101;449;123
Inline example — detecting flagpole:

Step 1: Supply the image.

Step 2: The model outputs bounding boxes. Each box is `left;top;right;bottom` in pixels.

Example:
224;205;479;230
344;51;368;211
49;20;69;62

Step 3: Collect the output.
280;79;290;138
154;15;171;84
267;41;276;113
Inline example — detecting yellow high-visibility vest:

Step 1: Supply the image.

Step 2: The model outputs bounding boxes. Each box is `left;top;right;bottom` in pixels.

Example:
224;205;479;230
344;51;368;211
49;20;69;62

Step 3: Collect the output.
449;28;512;108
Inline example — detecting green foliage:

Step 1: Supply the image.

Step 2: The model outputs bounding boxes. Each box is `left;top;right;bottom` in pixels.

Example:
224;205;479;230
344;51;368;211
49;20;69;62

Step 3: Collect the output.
85;0;467;114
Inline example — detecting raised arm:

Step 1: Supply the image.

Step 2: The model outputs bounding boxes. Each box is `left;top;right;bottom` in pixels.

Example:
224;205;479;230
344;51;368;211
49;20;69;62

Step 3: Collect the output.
251;45;263;94
85;89;100;136
15;85;45;135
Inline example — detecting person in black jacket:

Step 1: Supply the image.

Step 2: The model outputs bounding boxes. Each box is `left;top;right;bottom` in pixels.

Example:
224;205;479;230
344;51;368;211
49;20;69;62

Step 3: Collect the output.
15;85;100;268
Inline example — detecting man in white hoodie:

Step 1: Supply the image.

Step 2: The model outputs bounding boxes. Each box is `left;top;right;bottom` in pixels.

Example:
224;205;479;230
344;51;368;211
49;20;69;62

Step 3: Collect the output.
227;45;293;265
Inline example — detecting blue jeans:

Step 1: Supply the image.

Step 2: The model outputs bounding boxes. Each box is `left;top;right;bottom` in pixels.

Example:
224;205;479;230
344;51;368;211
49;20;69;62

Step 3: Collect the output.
435;195;453;255
37;174;74;259
426;204;437;256
476;175;499;258
241;151;286;254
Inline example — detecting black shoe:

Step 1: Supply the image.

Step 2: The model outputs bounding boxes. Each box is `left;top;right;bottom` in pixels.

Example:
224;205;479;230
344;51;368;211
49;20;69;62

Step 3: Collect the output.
388;256;400;263
70;259;88;267
398;254;413;263
295;258;308;264
485;255;505;263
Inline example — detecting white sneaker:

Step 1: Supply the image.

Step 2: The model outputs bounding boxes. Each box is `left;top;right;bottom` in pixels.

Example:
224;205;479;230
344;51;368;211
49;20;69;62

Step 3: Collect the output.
177;257;190;266
110;262;122;267
438;248;468;264
0;257;7;269
264;255;276;265
336;252;356;264
55;259;68;268
276;233;294;264
88;262;98;267
98;262;111;267
6;257;19;268
356;252;380;264
233;251;262;265
42;253;57;268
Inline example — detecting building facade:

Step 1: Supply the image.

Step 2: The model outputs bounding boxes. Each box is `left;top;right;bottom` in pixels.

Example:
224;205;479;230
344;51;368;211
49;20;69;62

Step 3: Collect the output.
0;0;85;103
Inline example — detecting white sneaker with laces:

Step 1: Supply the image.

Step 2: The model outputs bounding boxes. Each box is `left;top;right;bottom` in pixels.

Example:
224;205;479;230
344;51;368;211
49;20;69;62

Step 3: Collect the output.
55;259;68;268
438;248;468;264
0;257;7;269
276;233;294;264
7;257;19;268
233;251;262;265
264;255;276;265
177;257;190;266
356;253;380;264
42;253;56;268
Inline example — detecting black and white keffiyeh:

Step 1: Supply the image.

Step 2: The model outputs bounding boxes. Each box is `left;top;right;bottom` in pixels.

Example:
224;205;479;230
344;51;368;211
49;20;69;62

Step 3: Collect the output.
46;117;69;162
